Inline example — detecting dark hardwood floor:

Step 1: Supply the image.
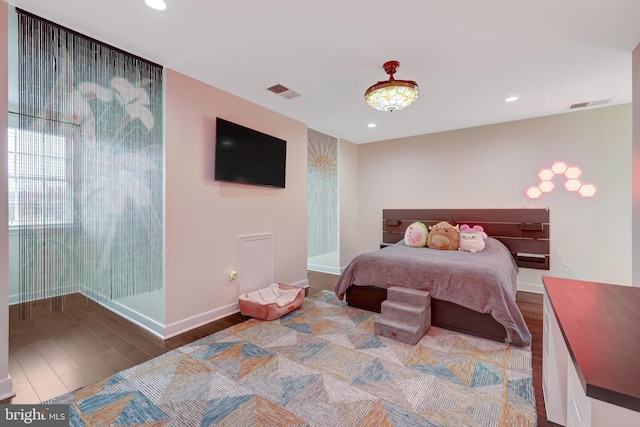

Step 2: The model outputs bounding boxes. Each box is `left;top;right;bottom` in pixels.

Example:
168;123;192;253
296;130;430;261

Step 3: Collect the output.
2;294;251;404
2;272;559;426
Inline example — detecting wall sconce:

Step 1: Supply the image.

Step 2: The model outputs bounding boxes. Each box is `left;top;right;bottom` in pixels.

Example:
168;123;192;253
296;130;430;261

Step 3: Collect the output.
526;162;597;199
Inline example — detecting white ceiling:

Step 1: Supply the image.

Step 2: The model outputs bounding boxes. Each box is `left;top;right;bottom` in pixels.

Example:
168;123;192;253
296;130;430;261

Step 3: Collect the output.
6;0;640;143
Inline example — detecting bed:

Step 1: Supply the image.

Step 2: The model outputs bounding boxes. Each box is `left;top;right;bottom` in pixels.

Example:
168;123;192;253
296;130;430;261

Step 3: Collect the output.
334;208;550;347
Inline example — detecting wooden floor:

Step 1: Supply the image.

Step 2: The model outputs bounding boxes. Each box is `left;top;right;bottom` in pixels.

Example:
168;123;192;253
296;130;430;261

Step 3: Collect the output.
2;271;559;426
2;294;251;404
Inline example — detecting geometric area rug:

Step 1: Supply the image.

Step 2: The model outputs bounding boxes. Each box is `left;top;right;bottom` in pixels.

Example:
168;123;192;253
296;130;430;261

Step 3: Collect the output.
47;290;537;426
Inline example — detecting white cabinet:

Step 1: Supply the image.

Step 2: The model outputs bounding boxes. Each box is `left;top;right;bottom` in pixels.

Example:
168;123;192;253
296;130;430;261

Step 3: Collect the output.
543;293;568;425
566;352;591;427
562;355;640;427
590;397;640;426
543;283;640;427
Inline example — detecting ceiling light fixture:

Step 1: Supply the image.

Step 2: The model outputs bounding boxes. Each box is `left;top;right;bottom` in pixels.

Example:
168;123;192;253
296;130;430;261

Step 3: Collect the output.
145;0;167;11
504;96;519;102
368;123;376;128
365;61;419;112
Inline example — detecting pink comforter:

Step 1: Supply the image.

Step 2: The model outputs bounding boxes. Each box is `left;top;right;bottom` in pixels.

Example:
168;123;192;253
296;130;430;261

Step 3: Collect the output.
334;238;531;347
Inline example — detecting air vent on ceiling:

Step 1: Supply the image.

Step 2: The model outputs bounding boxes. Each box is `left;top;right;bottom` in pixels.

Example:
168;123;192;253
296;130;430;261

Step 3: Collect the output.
568;98;612;110
267;84;288;94
267;84;301;99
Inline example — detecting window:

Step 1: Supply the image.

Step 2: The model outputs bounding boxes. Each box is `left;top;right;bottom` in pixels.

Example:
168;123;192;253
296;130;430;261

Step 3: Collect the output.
7;127;74;227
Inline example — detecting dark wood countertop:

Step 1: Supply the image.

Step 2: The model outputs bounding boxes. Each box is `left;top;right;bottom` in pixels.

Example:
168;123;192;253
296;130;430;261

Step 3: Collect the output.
542;276;640;412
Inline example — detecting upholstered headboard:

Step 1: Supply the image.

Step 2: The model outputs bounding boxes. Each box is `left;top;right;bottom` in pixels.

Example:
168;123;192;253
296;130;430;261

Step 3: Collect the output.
382;208;550;270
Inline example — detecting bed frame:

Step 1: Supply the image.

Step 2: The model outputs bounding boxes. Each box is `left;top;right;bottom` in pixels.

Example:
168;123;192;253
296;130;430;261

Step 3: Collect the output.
346;208;550;342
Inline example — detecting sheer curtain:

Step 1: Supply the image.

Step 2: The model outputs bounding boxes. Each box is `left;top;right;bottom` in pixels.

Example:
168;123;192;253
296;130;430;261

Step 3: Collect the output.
15;10;164;317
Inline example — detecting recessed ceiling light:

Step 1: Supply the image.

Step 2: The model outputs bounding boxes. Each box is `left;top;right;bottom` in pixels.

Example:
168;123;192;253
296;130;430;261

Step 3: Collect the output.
368;123;376;128
145;0;167;11
504;96;519;103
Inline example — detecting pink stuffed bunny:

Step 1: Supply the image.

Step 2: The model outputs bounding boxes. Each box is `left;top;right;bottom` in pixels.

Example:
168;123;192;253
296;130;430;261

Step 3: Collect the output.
458;224;488;253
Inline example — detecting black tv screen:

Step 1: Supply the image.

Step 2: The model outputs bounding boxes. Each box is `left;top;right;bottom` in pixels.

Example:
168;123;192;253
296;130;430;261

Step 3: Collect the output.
214;118;287;188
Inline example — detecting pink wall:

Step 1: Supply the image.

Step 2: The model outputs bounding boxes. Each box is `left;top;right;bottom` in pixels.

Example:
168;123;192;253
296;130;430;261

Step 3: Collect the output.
633;43;640;286
356;105;632;292
164;69;308;330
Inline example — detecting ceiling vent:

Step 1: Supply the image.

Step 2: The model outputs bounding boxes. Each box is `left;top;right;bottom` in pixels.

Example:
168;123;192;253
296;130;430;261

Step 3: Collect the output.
267;84;301;99
568;98;612;110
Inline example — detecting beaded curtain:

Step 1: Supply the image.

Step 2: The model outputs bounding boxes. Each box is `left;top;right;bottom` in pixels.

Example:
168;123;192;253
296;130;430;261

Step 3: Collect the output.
16;10;163;316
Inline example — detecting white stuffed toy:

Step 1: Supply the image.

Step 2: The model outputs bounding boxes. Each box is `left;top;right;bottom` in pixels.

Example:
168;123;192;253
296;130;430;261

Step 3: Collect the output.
458;224;488;253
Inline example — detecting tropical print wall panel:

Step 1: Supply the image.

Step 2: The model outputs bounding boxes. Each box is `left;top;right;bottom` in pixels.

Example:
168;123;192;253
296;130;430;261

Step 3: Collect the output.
15;10;163;316
307;129;337;258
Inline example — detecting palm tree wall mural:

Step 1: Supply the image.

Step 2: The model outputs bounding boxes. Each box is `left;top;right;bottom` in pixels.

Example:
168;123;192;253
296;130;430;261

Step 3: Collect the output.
307;129;337;258
14;10;163;317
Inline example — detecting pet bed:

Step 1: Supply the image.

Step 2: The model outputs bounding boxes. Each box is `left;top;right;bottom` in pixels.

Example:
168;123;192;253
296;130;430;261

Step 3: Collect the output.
239;283;305;321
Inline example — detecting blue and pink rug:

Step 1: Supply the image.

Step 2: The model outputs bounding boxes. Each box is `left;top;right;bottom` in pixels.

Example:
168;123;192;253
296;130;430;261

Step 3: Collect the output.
48;290;536;426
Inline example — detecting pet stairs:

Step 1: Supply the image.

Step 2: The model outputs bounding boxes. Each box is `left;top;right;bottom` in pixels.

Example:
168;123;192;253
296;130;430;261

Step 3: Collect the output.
374;286;431;345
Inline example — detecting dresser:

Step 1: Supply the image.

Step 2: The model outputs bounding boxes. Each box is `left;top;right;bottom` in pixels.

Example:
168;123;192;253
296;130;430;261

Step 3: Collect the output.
542;276;640;426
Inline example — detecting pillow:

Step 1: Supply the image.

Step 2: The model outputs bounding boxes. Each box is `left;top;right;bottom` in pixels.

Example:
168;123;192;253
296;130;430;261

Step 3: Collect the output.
404;221;428;247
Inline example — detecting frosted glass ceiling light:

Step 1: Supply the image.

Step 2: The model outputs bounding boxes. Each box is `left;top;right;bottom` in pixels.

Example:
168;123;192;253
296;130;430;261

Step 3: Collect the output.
365;61;419;112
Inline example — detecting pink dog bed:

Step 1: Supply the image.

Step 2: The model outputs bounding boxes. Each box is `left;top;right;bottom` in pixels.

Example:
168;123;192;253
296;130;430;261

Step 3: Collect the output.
239;283;305;320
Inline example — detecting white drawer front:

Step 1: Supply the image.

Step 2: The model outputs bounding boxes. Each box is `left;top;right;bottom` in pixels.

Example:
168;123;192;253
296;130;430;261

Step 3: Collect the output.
567;353;591;427
543;292;569;425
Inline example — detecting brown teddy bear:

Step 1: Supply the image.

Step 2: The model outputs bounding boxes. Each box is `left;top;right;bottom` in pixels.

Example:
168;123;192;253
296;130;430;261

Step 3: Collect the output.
427;221;460;250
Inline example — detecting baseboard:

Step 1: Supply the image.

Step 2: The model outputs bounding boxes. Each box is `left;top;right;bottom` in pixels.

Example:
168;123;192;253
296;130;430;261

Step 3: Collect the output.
81;288;166;339
10;278;314;341
517;281;544;294
165;278;311;338
163;302;240;339
82;289;248;340
0;376;15;401
8;285;81;305
288;278;309;289
307;264;344;275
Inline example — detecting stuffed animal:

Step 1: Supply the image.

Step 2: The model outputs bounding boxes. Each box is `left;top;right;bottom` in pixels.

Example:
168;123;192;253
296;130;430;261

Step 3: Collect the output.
427;221;460;250
458;224;488;253
404;221;428;247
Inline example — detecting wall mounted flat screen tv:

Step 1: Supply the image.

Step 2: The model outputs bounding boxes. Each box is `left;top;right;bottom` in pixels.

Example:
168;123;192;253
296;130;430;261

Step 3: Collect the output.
214;117;287;188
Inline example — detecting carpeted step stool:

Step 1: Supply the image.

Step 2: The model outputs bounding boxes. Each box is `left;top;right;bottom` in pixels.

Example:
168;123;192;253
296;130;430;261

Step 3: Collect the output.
374;286;431;345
